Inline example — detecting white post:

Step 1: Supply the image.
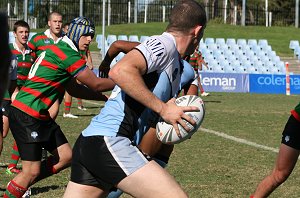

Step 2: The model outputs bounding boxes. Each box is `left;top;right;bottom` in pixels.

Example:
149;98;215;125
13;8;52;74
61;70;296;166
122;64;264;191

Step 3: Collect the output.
269;12;272;27
224;0;227;24
102;0;106;60
234;6;237;25
134;0;137;23
49;0;53;13
144;0;148;24
7;3;10;16
80;0;83;16
128;1;131;23
296;0;299;28
14;0;18;16
24;0;28;22
241;0;246;26
162;6;165;22
265;0;268;27
108;0;111;26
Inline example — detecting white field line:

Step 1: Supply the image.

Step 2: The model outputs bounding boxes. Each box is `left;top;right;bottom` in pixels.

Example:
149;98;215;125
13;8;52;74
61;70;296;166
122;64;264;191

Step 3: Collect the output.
82;100;103;106
201;127;279;153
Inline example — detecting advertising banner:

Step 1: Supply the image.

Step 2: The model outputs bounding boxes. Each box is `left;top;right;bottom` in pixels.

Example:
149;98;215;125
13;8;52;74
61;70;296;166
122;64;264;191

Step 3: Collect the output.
249;74;300;94
201;73;249;93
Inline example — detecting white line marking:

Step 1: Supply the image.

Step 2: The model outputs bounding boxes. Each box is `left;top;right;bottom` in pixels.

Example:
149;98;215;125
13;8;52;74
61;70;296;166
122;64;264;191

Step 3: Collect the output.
82;100;102;106
201;127;279;153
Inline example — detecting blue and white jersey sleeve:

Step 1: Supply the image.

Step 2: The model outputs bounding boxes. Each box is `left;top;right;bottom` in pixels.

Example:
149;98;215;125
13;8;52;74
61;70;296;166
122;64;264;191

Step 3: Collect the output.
135;32;177;74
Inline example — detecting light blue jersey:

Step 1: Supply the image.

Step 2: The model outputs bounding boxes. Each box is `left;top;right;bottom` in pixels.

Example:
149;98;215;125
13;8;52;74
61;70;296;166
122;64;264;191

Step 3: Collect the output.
82;32;195;141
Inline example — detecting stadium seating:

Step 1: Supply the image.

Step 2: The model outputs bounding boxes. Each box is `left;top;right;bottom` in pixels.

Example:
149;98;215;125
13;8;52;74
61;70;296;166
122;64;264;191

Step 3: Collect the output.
129;35;139;42
289;40;300;60
92;34;286;75
199;37;285;74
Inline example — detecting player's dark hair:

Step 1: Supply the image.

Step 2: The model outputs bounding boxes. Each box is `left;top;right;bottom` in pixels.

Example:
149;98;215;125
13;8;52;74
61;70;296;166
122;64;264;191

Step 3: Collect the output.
13;20;30;32
63;22;70;29
166;0;207;34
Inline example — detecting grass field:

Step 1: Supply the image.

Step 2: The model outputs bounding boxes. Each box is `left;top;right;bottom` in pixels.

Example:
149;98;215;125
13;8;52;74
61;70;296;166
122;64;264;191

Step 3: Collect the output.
1;92;300;197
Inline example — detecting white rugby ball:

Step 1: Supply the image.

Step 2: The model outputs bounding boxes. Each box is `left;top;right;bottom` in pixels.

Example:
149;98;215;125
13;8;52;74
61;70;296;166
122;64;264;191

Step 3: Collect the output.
156;95;205;144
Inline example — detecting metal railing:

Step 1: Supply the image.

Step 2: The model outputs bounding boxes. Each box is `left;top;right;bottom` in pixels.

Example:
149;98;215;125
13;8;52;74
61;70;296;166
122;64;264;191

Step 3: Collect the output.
0;0;297;29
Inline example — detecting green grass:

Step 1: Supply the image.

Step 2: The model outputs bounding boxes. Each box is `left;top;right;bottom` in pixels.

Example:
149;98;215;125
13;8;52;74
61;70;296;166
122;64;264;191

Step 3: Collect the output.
1;92;300;197
32;22;300;56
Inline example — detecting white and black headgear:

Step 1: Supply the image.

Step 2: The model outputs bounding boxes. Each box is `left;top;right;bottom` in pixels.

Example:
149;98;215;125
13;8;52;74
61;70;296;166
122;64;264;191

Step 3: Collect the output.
67;16;95;47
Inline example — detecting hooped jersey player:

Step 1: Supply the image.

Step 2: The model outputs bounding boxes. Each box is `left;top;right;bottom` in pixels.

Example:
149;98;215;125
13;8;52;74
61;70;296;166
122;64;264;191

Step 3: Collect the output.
11;36;87;120
82;32;196;140
9;42;36;87
28;29;64;57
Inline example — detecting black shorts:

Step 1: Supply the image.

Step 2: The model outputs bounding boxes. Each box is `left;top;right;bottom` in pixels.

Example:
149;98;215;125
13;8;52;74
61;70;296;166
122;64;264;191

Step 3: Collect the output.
71;134;150;192
8;106;68;161
2;99;11;117
281;115;300;150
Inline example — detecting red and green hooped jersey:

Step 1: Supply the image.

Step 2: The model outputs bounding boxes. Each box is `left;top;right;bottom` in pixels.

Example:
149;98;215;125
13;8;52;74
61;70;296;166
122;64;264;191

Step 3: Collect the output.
28;29;63;57
188;51;201;71
12;36;87;120
9;43;36;87
291;104;300;122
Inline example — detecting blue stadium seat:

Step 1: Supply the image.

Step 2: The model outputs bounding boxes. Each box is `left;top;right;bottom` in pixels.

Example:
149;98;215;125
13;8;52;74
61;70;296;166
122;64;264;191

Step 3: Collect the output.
207;43;218;51
213;65;224;73
235;66;246;73
215;38;225;46
248;39;257;46
224;65;235;73
129;35;139;42
216;54;226;62
205;38;215;45
219;44;229;51
140;35;149;43
237;39;247;47
118;35;128;41
107;34;117;46
246;65;258;74
289;40;299;50
258;39;268;48
226;38;236;46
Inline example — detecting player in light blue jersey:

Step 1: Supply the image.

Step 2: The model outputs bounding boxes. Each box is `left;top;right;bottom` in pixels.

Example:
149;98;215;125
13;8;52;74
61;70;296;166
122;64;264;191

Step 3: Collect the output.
64;1;207;197
100;40;199;198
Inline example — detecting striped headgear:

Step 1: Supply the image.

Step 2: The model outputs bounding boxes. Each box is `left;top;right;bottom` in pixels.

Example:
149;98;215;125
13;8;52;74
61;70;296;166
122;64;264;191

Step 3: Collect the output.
67;16;95;47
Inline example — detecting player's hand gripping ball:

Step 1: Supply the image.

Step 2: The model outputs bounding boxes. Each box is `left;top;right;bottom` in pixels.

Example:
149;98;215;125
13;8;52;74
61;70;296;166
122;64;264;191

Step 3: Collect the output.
156;95;205;144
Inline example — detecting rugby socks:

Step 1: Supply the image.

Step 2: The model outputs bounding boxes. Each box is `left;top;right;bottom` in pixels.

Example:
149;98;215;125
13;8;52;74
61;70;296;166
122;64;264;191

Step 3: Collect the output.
77;98;83;107
64;101;71;114
4;180;27;198
7;141;20;169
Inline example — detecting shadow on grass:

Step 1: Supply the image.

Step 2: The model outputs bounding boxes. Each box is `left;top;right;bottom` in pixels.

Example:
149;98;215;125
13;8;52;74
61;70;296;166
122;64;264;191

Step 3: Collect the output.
31;185;63;195
204;100;222;103
75;113;98;117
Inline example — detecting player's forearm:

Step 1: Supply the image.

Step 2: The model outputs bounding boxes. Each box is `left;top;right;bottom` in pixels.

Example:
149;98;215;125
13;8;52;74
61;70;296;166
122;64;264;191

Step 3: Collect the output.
66;78;110;101
109;64;165;115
